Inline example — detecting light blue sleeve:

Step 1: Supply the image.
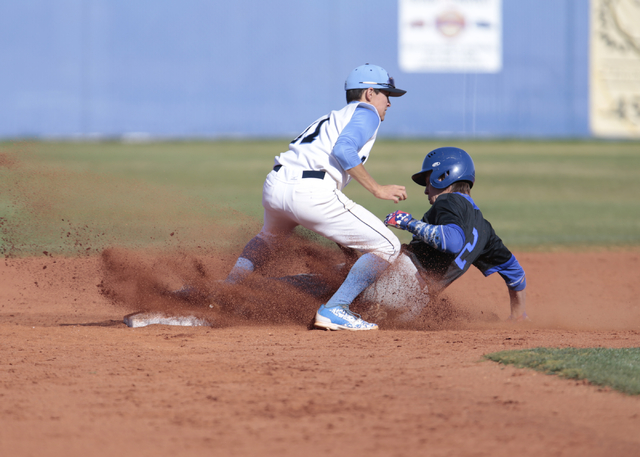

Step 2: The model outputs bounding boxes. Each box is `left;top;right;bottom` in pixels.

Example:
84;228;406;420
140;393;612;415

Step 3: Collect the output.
333;106;379;171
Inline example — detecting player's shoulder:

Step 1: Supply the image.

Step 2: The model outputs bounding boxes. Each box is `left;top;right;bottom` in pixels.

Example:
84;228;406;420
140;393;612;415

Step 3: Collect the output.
355;103;380;118
348;102;381;125
431;193;482;224
354;101;378;113
330;102;377;121
435;192;472;208
447;192;481;210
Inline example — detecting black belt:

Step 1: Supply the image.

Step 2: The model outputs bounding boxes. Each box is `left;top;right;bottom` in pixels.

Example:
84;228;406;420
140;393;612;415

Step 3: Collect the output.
273;165;325;179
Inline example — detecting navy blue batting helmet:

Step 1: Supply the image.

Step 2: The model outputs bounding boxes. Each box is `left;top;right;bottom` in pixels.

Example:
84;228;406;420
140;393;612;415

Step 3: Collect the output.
411;147;475;189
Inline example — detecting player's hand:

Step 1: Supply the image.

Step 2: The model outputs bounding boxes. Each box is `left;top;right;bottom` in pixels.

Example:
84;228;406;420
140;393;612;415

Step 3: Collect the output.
346;165;406;203
375;184;407;204
384;210;413;230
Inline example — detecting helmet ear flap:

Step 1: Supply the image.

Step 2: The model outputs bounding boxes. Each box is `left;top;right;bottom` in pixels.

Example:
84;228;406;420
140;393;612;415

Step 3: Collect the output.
437;171;450;183
429;169;450;189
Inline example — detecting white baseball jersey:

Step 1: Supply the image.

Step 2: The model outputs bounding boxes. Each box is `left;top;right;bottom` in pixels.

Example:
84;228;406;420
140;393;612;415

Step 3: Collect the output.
274;102;380;190
258;101;400;263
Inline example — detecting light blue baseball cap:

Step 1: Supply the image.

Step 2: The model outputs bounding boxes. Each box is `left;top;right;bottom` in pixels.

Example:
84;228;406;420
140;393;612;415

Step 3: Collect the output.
345;63;406;97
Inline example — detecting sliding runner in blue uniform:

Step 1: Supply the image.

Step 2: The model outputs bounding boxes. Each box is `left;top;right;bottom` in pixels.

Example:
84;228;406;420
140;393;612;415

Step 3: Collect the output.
384;147;528;322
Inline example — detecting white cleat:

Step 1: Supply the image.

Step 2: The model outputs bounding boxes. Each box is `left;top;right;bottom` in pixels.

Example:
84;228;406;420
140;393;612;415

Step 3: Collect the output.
314;304;378;331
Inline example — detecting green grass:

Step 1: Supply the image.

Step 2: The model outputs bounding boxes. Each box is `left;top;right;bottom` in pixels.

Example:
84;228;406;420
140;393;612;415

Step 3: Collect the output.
1;139;639;256
485;347;640;395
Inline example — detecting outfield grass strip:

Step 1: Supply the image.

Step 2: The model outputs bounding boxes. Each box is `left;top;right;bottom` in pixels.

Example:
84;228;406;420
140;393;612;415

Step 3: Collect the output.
485;347;640;396
2;140;640;255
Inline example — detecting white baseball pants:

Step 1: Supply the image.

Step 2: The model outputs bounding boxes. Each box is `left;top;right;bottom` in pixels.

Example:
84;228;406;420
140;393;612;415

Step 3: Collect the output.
257;167;401;263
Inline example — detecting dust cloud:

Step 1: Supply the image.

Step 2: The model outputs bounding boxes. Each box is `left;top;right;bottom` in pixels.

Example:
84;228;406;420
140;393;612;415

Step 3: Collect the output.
4;143;638;332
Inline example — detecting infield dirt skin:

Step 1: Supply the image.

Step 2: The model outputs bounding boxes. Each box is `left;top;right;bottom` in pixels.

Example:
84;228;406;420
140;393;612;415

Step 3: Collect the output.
1;250;640;457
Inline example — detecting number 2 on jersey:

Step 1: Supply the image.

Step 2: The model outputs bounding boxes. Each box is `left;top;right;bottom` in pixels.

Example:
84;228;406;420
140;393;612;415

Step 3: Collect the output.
454;227;478;270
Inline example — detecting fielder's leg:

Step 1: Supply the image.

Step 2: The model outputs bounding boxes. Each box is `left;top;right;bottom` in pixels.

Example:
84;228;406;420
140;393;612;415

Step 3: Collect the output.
225;175;298;285
314;253;390;331
225;236;271;284
309;192;401;331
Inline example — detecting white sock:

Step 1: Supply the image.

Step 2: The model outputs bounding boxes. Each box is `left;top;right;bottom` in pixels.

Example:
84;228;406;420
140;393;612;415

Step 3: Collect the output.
225;257;254;284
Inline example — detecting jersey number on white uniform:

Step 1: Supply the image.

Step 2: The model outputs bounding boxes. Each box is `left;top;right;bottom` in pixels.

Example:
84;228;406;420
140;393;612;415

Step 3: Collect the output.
291;117;330;145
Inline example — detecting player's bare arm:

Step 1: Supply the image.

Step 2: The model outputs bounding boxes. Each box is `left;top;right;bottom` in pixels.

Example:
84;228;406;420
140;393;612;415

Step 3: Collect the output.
347;163;407;203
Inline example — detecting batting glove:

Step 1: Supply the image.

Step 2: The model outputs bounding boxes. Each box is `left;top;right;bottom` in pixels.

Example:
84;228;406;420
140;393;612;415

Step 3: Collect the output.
384;210;414;230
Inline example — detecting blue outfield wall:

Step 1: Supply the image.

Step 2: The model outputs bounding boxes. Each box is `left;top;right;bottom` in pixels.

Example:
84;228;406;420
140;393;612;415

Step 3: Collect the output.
0;0;590;139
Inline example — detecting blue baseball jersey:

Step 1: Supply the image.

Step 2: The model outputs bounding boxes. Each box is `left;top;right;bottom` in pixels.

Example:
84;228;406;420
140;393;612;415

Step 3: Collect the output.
407;192;525;295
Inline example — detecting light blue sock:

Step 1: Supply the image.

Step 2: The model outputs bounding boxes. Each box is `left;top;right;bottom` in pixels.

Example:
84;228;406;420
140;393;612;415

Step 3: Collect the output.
225;257;254;284
325;253;390;309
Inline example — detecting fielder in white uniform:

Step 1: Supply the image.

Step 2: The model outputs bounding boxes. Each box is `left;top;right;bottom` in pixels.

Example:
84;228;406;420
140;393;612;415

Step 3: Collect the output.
225;64;407;331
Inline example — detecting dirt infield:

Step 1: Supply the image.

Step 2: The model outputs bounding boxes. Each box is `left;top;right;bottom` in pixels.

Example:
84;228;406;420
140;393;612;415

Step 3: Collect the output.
1;249;640;457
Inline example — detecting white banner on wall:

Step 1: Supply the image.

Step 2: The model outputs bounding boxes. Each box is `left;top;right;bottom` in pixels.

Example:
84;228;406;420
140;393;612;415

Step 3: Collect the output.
590;0;640;138
398;0;502;73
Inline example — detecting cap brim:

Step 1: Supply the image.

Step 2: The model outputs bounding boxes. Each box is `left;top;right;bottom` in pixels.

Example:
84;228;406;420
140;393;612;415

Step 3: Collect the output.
411;171;427;186
387;88;406;97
